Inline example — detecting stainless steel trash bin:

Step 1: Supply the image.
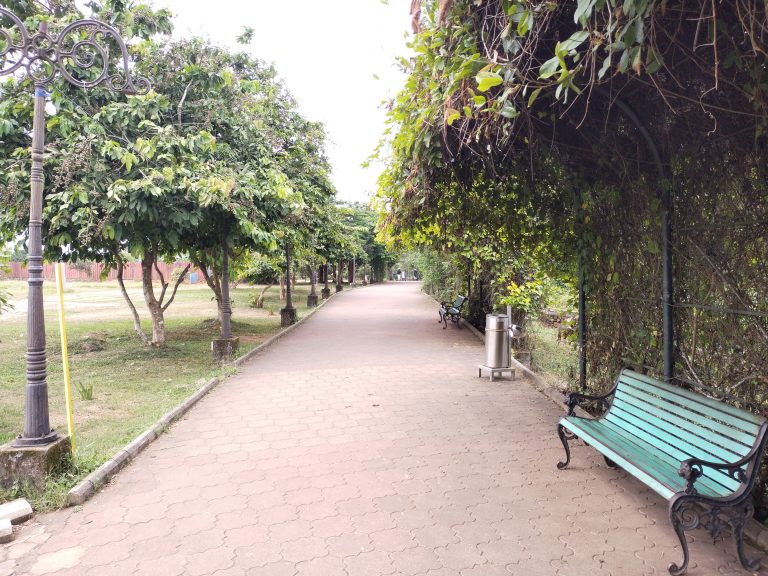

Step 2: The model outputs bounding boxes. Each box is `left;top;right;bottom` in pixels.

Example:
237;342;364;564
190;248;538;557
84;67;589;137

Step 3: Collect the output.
485;314;510;368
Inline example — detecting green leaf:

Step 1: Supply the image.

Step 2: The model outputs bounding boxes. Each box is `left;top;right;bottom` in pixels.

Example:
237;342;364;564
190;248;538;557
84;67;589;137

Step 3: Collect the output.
517;10;532;36
631;46;642;73
476;71;503;92
527;87;543;107
646;49;663;74
619;49;630;73
121;152;137;172
539;56;561;79
560;31;590;53
598;55;612;78
575;0;597;23
500;103;519;118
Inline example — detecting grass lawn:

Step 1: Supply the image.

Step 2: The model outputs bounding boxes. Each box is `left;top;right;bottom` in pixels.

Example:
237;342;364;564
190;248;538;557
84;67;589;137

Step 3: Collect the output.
527;319;579;389
0;279;314;508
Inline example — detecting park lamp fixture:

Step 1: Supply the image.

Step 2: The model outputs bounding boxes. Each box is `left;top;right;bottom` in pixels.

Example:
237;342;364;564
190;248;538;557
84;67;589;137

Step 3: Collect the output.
0;8;150;447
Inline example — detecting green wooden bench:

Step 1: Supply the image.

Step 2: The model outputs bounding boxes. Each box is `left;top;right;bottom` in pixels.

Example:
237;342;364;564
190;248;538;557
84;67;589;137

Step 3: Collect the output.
556;369;768;575
438;295;466;329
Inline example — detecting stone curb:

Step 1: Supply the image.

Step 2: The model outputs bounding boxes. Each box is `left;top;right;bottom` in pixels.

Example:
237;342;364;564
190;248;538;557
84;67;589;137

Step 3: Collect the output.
66;287;352;507
0;517;11;544
462;311;768;552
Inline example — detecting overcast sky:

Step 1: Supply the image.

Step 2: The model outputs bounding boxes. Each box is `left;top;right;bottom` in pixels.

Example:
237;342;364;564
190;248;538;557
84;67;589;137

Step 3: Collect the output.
154;0;412;204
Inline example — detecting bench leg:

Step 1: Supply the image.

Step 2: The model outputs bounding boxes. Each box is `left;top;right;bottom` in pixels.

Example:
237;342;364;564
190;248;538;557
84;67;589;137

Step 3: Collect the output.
732;502;761;573
603;456;619;469
556;424;572;470
668;496;695;576
669;495;761;576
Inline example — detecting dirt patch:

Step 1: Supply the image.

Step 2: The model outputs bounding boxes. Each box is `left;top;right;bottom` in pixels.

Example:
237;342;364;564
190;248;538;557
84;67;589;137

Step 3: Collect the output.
74;333;107;354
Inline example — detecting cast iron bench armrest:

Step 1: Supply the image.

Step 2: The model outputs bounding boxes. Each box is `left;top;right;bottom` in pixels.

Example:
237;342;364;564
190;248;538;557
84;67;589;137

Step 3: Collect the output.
563;388;616;417
678;442;764;495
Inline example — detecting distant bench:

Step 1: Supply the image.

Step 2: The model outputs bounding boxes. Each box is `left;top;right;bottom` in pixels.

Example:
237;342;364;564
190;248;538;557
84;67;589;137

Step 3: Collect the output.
438;295;466;329
556;369;768;575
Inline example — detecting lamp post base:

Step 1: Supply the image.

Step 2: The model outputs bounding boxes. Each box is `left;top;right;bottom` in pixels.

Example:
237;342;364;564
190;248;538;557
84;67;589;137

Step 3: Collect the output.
211;337;240;363
12;430;58;448
335;284;343;293
280;307;297;327
307;294;318;307
1;435;71;490
321;288;331;299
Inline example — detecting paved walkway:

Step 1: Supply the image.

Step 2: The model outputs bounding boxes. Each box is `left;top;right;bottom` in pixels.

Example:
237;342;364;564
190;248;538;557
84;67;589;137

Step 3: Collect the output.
1;283;762;575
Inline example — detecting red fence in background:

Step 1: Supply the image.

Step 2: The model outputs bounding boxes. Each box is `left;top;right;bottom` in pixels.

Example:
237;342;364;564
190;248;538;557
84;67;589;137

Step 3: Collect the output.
5;261;202;283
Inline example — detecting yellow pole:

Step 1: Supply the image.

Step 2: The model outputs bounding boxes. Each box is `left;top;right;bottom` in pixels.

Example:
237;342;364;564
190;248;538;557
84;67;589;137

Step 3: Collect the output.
55;263;76;454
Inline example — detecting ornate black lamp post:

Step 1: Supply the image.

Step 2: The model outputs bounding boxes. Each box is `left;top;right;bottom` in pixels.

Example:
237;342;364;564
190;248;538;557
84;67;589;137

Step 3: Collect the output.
0;9;149;448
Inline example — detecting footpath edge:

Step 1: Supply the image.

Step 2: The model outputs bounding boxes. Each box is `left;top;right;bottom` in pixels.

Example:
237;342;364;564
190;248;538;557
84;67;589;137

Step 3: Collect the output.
67;287;350;506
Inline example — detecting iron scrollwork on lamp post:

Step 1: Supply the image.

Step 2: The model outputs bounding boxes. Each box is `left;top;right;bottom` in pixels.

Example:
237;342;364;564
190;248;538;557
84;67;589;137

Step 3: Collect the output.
0;9;149;447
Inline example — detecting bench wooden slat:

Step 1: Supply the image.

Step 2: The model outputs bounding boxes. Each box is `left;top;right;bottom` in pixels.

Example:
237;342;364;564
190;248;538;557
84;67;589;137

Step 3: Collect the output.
622;371;763;430
566;417;732;497
561;418;676;499
610;395;751;461
573;417;734;497
609;391;752;462
615;384;759;446
607;400;743;491
620;375;761;436
605;407;741;493
562;418;727;499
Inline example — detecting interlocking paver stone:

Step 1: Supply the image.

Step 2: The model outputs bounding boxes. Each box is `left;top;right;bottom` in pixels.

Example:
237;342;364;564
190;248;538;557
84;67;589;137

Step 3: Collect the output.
2;283;765;575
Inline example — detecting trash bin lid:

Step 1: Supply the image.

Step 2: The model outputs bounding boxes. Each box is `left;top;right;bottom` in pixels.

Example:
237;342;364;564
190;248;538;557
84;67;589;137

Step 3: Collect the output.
485;314;510;330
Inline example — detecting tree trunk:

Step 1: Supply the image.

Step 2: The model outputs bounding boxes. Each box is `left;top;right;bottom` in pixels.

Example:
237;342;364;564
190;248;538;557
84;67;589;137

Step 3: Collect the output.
255;283;273;308
279;272;286;301
116;258;149;346
308;265;317;296
220;246;232;339
141;253;166;347
192;255;224;329
336;259;344;292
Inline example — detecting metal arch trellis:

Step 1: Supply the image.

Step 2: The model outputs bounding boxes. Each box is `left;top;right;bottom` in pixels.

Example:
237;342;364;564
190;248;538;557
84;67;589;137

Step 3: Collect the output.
0;8;150;448
576;88;675;389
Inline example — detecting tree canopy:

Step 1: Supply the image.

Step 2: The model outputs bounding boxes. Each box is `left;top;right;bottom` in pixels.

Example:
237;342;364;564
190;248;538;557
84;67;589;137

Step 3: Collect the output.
377;0;768;418
0;1;339;345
